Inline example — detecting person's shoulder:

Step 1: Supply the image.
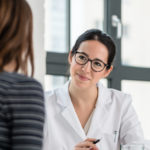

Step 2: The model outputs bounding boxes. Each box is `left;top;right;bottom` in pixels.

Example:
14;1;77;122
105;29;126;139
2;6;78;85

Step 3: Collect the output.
0;71;43;92
109;87;129;97
108;88;132;105
14;72;41;85
44;89;57;108
45;86;61;100
98;82;132;104
0;71;38;82
45;89;55;99
14;72;42;86
0;72;44;105
44;83;67;103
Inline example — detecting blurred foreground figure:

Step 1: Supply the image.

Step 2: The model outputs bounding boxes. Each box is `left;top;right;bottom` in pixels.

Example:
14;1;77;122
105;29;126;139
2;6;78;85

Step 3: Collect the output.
0;0;45;149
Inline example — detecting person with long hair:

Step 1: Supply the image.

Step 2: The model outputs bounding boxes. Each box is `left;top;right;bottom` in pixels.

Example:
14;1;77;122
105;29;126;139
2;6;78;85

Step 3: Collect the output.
0;0;45;149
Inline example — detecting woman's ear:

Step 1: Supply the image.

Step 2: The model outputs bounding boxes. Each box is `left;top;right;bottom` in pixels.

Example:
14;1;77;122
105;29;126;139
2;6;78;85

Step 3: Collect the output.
68;50;73;64
103;65;113;78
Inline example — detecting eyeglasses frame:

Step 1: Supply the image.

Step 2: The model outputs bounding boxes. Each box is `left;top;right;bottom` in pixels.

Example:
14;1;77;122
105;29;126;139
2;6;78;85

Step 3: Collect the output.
74;51;109;72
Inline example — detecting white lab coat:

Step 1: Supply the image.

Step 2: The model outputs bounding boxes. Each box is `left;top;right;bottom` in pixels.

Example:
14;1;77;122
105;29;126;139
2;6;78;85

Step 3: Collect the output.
43;81;144;150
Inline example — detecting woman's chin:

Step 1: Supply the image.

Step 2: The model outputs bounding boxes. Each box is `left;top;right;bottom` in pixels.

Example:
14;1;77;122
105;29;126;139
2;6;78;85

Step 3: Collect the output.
74;78;90;89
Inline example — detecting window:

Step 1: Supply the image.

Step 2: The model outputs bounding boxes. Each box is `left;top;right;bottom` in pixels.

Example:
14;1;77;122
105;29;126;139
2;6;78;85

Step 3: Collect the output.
122;0;150;67
108;0;150;138
122;80;150;139
45;0;67;53
45;0;150;139
71;0;104;47
45;0;105;90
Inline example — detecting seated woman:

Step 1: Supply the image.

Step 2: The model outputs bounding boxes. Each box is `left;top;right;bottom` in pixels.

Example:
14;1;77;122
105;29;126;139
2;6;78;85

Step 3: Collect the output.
0;0;45;149
43;29;144;150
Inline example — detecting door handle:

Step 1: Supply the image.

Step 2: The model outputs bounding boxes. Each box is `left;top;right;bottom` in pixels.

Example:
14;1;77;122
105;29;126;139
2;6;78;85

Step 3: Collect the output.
112;15;122;39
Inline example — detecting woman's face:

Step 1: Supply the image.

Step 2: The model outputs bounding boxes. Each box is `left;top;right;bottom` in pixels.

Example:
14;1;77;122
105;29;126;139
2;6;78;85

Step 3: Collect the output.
68;40;113;89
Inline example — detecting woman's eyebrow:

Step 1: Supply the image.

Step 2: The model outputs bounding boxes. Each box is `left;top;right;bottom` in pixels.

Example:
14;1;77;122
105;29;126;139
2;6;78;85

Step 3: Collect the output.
78;51;89;57
94;58;103;61
78;51;105;62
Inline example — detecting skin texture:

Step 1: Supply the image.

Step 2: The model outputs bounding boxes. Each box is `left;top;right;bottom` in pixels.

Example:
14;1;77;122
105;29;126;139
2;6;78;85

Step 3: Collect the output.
3;60;16;72
68;40;113;150
68;40;112;90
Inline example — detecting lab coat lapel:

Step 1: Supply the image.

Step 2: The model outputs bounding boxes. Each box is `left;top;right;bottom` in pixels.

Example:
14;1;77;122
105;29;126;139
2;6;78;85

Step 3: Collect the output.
56;82;86;140
61;106;86;139
87;82;111;137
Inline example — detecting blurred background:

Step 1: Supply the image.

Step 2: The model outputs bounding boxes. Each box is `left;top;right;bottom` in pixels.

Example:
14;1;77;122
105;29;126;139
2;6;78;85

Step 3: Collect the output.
27;0;150;140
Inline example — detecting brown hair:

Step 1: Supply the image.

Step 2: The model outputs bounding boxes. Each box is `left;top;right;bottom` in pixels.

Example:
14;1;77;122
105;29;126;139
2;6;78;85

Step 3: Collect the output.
71;29;116;70
0;0;34;76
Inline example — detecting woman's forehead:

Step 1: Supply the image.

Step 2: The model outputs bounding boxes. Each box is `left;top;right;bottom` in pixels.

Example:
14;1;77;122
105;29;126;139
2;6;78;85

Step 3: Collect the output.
77;40;108;61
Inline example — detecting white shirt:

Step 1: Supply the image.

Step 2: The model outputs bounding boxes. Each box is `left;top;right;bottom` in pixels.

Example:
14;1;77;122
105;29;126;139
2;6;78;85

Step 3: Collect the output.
42;81;144;150
84;109;95;135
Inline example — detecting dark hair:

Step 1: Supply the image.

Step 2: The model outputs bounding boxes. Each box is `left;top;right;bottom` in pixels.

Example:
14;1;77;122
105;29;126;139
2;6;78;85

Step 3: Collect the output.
71;29;116;69
0;0;34;76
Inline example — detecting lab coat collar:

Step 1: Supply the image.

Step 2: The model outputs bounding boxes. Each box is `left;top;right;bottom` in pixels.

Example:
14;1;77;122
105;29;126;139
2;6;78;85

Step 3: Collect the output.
56;80;112;107
55;80;112;139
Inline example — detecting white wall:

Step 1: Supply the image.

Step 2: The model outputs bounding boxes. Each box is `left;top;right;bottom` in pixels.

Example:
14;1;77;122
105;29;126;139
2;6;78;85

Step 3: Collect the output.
27;0;46;86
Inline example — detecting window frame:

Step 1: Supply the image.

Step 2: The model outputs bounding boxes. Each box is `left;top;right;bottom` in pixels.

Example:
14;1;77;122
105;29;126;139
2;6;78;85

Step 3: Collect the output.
46;0;70;76
106;0;150;90
46;0;150;90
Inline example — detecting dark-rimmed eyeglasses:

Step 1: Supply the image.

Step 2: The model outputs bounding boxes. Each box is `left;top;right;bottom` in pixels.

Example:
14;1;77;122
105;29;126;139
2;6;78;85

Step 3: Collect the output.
74;51;109;72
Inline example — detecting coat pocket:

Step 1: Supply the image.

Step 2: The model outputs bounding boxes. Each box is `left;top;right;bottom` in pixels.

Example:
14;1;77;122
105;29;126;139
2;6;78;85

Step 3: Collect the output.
99;131;119;150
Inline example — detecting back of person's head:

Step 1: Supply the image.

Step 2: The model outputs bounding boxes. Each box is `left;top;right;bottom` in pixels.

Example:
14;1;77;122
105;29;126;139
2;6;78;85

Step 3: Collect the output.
0;0;34;76
71;29;116;69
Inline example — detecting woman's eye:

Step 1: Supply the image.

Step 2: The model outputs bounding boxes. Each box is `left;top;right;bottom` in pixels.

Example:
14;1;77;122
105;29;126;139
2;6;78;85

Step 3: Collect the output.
94;61;102;67
79;55;86;60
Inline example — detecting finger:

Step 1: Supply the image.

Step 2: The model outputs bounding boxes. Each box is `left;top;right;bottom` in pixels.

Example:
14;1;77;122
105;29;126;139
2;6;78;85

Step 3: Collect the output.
85;138;97;142
74;148;91;150
75;141;98;149
90;147;99;150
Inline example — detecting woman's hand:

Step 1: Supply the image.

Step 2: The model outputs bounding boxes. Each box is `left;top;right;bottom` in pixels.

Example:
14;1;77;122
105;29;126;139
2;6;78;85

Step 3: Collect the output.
74;138;99;150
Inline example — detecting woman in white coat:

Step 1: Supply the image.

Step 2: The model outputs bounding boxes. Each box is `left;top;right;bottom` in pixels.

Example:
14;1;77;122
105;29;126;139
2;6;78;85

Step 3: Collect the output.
43;29;144;150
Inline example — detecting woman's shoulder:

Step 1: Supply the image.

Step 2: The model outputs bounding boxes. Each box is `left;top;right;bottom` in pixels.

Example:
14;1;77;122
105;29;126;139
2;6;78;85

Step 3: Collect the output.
0;71;43;92
44;82;69;105
45;85;63;100
0;72;44;108
98;82;132;104
109;87;130;98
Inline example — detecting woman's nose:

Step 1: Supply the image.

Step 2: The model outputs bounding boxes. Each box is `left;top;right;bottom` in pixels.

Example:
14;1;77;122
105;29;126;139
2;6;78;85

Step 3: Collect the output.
81;61;91;72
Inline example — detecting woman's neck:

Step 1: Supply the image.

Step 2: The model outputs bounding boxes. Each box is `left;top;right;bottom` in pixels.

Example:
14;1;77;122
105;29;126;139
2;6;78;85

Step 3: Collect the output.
69;81;98;108
3;60;16;72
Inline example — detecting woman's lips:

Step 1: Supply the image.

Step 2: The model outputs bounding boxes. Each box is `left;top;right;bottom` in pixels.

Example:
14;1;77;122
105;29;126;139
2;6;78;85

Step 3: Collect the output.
77;74;90;81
